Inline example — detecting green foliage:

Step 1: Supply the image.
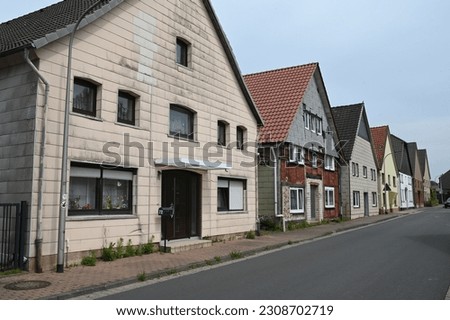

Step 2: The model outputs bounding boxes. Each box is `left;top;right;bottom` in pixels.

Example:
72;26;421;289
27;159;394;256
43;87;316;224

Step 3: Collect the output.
229;251;243;260
426;189;439;207
259;216;282;231
137;271;146;282
0;269;22;277
81;251;97;266
287;220;309;230
214;256;221;262
245;230;256;239
115;238;125;259
101;242;117;261
101;238;155;262
125;239;136;258
142;241;155;254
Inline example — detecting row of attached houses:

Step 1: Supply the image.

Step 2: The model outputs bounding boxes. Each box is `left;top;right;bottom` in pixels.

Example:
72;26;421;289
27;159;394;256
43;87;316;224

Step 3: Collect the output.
0;0;432;272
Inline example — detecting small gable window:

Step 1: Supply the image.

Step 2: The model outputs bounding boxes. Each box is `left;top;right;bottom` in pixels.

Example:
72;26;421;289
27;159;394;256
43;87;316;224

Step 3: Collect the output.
118;91;136;126
236;126;246;150
176;38;190;67
218;121;228;146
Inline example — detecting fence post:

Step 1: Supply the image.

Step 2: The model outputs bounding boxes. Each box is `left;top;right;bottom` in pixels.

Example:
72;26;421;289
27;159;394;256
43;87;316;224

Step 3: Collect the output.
19;201;28;270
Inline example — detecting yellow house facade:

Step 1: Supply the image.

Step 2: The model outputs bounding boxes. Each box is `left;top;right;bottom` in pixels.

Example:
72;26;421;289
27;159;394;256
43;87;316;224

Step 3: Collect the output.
371;126;399;213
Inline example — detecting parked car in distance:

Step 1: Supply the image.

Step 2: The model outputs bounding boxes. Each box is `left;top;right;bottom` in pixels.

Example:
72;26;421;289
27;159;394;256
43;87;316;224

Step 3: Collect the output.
445;198;450;208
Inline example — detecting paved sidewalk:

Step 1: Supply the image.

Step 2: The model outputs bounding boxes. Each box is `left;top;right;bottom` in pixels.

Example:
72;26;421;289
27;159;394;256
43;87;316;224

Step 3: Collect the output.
0;209;423;300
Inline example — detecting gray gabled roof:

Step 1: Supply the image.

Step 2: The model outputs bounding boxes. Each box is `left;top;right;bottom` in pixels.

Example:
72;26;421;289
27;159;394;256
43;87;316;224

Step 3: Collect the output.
331;103;363;161
391;134;413;176
0;0;121;56
0;0;263;125
418;149;430;178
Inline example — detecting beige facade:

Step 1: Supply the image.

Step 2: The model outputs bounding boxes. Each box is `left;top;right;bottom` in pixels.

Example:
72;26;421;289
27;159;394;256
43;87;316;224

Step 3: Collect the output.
379;136;400;213
347;137;379;218
0;0;261;271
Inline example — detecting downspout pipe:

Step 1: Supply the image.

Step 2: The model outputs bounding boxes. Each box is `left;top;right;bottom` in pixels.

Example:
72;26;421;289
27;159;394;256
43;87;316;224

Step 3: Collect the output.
57;0;103;273
271;146;285;232
24;48;49;273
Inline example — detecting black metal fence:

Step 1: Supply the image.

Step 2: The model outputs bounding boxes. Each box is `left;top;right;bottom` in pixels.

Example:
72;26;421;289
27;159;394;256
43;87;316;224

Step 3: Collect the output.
0;202;28;271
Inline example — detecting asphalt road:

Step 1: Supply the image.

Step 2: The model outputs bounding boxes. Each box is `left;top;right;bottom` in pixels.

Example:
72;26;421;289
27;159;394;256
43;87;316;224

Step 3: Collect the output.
101;209;450;300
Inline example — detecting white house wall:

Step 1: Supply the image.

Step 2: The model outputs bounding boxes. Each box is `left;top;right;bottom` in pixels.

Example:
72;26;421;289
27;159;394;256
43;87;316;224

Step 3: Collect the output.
16;0;258;269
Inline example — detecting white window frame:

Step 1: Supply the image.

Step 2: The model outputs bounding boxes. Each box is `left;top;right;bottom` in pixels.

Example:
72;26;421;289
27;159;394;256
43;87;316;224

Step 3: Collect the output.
312;152;318;168
372;192;378;207
317;118;323;135
363;166;368;178
217;178;246;212
325;155;335;171
289;145;304;165
304;112;310;130
325;187;335;208
290;187;305;214
353;191;360;208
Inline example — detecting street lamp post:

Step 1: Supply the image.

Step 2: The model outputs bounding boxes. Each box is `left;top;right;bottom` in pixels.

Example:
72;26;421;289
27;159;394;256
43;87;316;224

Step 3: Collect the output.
57;0;103;273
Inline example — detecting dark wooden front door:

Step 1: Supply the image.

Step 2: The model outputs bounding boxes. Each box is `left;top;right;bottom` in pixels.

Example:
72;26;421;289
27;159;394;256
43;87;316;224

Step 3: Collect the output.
161;170;200;240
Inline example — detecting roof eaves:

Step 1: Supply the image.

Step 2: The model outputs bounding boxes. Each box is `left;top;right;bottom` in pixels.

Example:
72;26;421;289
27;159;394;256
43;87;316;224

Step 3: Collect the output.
32;0;124;50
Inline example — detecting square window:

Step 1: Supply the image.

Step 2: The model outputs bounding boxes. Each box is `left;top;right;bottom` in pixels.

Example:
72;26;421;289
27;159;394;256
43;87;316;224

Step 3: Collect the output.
218;178;246;212
170;105;194;140
176;38;189;67
73;78;97;117
118;91;136;125
290;187;304;214
289;145;304;164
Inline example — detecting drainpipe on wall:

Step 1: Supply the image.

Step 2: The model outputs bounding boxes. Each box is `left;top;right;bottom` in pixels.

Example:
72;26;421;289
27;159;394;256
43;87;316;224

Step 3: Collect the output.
24;48;49;273
271;146;285;232
57;0;103;273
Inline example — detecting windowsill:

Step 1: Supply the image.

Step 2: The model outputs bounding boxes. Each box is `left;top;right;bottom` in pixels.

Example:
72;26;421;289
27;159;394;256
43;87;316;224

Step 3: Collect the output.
115;121;141;130
71;111;103;122
176;63;193;72
325;206;335;209
290;211;305;215
217;210;248;215
67;214;138;222
168;134;200;146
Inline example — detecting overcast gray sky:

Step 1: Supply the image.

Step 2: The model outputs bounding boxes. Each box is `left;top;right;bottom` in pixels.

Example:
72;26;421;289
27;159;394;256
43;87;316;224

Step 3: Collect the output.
1;0;449;179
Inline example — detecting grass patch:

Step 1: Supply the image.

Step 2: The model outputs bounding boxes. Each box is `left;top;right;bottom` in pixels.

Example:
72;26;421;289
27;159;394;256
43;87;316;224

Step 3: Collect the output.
81;251;97;266
229;251;243;260
137;271;147;282
245;230;256;239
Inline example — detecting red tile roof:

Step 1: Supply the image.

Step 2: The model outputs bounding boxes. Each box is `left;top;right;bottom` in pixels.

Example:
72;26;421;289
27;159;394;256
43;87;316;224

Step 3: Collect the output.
370;126;388;167
244;63;317;143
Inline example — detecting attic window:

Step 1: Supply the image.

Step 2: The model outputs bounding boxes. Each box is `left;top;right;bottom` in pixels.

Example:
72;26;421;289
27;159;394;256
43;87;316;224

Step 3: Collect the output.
176;38;190;67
